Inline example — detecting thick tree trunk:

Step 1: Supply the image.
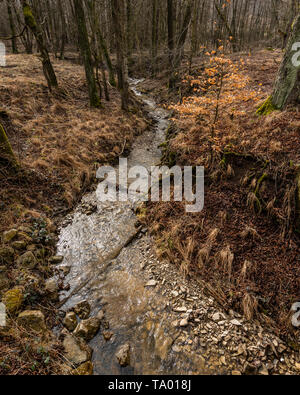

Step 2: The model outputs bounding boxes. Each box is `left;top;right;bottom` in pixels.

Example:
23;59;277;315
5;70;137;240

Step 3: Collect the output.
22;1;58;90
257;13;300;114
272;13;300;109
73;0;101;108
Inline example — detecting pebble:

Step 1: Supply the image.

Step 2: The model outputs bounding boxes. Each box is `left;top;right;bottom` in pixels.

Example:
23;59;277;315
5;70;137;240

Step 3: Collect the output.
146;280;157;287
180;318;189;327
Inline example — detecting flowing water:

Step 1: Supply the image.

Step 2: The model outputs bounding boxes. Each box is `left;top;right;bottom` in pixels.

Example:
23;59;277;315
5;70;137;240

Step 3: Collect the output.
56;80;210;375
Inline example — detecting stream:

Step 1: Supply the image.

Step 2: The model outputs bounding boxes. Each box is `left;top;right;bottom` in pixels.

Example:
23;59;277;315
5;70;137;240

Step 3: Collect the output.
56;80;210;375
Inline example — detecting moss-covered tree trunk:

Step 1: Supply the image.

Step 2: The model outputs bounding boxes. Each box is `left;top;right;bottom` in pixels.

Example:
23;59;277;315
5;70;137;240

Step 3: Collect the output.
73;0;101;108
258;13;300;114
21;1;58;90
0;123;18;169
6;0;18;54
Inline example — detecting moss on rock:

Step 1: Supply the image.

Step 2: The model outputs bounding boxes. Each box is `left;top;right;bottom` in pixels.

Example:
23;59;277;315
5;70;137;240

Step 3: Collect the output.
2;287;23;314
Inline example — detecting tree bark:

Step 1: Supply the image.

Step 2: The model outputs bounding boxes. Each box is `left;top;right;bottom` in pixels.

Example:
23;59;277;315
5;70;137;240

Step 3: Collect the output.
167;0;175;89
111;0;129;111
21;1;58;90
258;13;300;114
6;0;18;54
0;123;18;169
73;0;101;108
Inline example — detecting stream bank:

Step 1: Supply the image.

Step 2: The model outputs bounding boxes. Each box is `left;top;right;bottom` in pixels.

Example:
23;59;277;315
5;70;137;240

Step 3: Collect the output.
55;81;300;375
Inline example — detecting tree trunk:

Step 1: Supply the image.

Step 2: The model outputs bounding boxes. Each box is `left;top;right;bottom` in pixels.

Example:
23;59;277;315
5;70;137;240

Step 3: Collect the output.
257;13;300;114
111;0;129;111
6;0;18;54
151;0;158;77
73;0;101;108
0;123;18;169
167;0;175;89
22;1;58;90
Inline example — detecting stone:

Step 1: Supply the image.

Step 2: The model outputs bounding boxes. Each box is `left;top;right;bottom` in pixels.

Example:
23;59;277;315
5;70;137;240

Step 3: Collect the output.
146;280;157;287
17;310;47;333
116;343;130;367
74;317;100;342
18;226;33;235
259;365;269;375
0;270;9;291
232;370;242;375
173;306;187;313
212;312;221;322
97;310;104;321
230;319;242;326
63;312;77;332
45;278;58;295
18;232;33;243
72;361;93;376
49;256;64;264
172;345;181;353
2;287;23;313
60;266;71;276
243;362;257;375
295;362;300;371
103;331;113;341
3;229;17;243
12;240;27;250
180;318;189;327
0;246;14;265
74;301;90;319
17;251;37;269
62;330;93;366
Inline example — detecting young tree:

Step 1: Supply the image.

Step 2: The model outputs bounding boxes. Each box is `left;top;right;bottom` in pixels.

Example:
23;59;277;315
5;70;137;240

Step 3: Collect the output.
21;0;58;90
258;12;300;114
73;0;101;108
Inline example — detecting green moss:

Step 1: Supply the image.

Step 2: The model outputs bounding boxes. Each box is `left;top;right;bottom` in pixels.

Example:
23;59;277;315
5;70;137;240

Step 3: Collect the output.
256;96;277;116
0;123;19;168
23;3;37;30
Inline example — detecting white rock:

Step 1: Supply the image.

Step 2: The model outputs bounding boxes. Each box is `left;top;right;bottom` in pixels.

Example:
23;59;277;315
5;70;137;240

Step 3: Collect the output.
230;319;242;326
146;280;157;287
180;318;189;327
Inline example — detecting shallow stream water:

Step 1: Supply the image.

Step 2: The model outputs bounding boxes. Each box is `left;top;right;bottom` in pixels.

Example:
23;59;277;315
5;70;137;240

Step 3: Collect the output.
56;80;209;375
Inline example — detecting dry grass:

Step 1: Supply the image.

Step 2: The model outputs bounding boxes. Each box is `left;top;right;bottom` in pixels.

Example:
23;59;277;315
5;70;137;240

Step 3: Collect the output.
0;54;149;375
142;49;300;336
0;54;148;231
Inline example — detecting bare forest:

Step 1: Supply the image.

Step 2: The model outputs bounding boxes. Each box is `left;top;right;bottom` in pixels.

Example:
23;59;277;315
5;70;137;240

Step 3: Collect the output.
0;0;299;377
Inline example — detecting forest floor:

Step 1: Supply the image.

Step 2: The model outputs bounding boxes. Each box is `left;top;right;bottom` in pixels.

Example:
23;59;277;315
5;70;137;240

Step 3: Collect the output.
0;49;299;375
0;54;149;374
137;49;300;343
